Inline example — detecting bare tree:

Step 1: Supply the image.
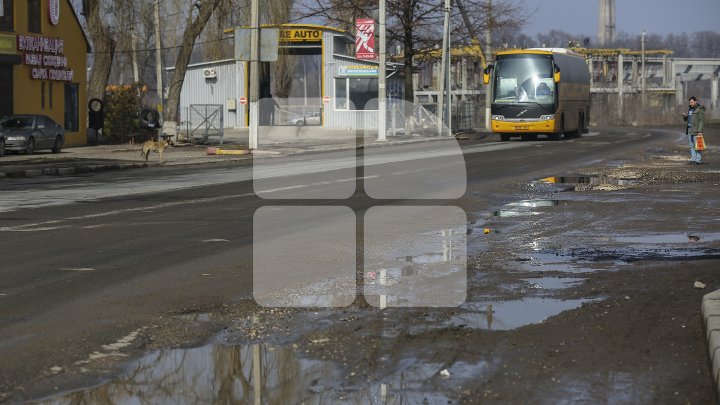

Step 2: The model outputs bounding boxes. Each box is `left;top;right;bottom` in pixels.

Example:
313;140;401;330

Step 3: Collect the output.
300;0;525;104
85;0;116;101
164;0;223;136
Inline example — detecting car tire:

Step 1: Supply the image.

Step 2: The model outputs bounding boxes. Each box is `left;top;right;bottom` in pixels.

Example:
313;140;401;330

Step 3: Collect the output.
25;137;35;155
0;138;5;157
51;136;63;153
139;109;160;128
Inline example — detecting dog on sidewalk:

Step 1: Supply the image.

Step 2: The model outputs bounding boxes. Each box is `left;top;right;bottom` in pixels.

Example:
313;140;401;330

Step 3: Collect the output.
140;137;174;163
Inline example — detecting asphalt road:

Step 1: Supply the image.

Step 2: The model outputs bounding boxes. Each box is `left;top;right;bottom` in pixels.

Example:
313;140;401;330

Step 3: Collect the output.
0;129;687;402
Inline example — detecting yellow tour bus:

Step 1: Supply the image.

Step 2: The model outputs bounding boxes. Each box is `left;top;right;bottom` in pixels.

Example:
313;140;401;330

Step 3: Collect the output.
484;48;591;141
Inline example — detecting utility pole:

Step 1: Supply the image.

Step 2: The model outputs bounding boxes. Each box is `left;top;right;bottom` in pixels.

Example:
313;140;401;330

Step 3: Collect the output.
437;0;450;136
378;0;387;141
446;18;452;135
484;0;492;130
129;5;139;84
249;0;260;149
641;30;646;108
154;0;163;121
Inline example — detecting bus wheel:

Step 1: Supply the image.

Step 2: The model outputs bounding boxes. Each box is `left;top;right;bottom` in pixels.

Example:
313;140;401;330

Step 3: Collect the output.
578;112;587;136
500;134;510;142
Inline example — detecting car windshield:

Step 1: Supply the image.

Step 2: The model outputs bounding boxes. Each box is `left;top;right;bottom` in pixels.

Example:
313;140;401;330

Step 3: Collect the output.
493;56;555;105
0;116;34;129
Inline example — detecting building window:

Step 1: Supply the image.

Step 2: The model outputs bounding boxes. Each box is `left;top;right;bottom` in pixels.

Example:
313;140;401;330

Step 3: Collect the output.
64;83;79;132
41;82;45;109
335;78;348;110
0;0;13;31
28;0;41;33
335;77;378;111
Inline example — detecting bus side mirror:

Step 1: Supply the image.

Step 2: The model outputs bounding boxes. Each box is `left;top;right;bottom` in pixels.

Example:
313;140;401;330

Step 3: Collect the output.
553;66;561;83
483;65;494;85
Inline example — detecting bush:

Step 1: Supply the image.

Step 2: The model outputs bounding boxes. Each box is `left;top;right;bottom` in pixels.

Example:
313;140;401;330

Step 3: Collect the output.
104;85;142;142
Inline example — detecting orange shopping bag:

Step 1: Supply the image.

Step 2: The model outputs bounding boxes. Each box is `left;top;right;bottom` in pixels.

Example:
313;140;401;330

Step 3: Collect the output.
695;134;706;151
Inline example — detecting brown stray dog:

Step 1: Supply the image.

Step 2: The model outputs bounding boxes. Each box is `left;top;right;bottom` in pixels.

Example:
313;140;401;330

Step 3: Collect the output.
140;138;174;163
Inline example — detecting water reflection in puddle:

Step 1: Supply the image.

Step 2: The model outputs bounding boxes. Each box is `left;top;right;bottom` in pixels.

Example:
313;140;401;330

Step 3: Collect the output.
493;200;560;218
508;252;602;274
448;298;595;330
538;175;639;186
520;277;586;290
36;342;456;405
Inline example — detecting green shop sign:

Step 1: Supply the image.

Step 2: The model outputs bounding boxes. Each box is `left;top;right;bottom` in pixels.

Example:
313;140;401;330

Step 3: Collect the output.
339;65;378;76
0;34;17;55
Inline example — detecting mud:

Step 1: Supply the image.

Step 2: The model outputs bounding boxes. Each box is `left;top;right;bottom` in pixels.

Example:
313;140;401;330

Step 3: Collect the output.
11;127;720;404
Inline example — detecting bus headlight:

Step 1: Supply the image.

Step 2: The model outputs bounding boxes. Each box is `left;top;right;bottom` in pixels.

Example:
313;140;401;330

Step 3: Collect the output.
540;115;555;121
491;115;505;121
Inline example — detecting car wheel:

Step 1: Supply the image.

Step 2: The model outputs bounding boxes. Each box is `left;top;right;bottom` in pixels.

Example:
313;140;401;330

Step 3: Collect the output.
51;136;63;153
25;137;35;155
0;138;5;157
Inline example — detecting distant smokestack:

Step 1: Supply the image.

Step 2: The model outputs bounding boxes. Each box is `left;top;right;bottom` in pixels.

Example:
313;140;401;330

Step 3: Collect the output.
597;0;616;47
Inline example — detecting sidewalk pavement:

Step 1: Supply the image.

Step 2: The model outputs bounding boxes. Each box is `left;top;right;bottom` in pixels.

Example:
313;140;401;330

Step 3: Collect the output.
0;131;488;178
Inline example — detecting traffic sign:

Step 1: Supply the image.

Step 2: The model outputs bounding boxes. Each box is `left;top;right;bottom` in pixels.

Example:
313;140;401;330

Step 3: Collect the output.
323;95;330;104
239;97;247;105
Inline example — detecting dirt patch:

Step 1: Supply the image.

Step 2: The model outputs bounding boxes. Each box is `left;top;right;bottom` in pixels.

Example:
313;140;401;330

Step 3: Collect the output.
11;132;720;404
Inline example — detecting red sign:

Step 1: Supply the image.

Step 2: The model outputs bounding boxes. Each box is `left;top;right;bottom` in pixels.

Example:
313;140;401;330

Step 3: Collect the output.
239;97;247;105
323;95;330;104
355;19;376;60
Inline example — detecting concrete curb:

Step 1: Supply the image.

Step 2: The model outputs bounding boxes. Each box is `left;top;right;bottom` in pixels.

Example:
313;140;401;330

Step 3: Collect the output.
0;162;152;178
702;289;720;398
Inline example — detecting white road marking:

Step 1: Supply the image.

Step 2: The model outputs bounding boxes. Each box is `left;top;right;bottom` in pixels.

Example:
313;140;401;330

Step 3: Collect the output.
0;193;255;232
202;239;229;243
0;140;547;228
61;268;96;272
73;329;144;365
1;226;69;232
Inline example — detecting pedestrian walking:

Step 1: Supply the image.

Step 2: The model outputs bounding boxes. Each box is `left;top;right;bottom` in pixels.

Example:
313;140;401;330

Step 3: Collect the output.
683;96;706;165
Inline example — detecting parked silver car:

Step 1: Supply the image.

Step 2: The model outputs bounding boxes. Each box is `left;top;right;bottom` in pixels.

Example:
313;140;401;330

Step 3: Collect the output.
0;115;65;156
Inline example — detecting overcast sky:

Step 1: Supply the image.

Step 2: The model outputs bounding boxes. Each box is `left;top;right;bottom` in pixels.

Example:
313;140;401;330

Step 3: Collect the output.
520;0;720;37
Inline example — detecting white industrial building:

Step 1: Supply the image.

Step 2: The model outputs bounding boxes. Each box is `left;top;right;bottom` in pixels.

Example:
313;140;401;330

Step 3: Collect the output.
167;24;404;138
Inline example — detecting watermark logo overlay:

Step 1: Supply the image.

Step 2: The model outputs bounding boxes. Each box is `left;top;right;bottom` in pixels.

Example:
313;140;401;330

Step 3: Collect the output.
253;99;467;308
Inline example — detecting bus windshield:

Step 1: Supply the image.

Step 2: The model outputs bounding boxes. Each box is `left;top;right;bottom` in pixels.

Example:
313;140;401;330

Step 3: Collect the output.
493;56;555;106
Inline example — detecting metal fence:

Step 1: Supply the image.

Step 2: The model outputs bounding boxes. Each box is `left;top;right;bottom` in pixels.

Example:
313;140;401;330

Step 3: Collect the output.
187;104;224;145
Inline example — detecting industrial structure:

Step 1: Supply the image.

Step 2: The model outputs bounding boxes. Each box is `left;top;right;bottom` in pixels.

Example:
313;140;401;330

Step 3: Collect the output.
597;0;616;47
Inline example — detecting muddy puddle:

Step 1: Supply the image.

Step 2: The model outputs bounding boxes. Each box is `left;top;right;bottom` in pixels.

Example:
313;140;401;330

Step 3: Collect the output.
446;297;596;331
34;341;464;405
538;175;639;187
492;199;561;218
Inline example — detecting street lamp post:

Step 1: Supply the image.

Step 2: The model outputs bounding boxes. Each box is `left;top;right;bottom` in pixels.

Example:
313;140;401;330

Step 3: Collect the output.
641;30;646;108
378;0;387;141
484;0;492;131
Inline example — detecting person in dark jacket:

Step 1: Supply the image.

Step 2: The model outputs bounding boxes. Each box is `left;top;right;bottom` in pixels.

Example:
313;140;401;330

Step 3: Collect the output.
683;96;706;164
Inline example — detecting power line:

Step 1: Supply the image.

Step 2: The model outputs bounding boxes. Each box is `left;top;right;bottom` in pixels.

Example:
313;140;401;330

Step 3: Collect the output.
91;36;233;55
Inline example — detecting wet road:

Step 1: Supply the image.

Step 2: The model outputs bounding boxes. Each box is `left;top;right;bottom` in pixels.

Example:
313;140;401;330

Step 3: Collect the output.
0;128;691;402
